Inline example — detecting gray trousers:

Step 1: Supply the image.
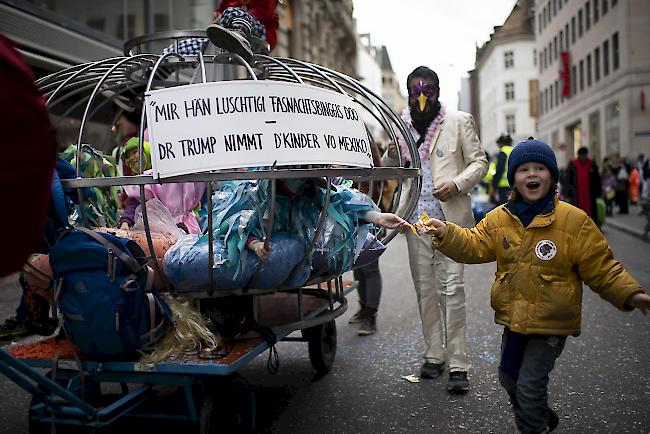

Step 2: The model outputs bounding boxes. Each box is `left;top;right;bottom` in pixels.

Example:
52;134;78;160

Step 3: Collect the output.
498;329;567;434
353;258;381;310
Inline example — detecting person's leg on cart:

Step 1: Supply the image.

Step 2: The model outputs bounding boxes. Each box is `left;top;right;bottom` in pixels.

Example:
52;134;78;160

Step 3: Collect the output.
207;7;265;61
0;281;54;342
0;294;31;341
350;259;381;336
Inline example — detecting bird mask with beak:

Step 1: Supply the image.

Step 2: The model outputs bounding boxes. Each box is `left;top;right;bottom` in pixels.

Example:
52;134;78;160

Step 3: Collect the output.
408;80;440;134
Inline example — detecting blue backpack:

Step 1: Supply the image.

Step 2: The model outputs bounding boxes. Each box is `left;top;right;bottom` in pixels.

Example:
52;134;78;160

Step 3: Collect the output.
49;227;171;360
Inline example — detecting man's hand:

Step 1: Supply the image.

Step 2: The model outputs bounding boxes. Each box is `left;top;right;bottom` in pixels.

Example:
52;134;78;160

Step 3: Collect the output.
626;293;650;314
433;180;459;202
422;217;447;238
364;210;408;229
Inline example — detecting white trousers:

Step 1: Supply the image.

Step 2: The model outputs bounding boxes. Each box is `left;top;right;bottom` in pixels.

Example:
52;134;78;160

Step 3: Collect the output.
405;231;470;372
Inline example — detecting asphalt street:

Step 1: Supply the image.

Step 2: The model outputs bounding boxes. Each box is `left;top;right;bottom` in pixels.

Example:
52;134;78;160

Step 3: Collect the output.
0;226;648;433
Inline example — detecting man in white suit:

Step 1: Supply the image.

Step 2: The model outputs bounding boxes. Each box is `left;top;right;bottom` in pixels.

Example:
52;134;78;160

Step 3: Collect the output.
398;66;487;393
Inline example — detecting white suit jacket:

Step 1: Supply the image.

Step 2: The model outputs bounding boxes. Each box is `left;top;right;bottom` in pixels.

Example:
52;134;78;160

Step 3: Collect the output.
399;109;488;228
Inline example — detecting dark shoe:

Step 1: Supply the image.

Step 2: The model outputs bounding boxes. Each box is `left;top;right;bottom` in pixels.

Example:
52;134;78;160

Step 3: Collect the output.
348;305;366;324
447;371;469;394
0;317;32;342
31;318;58;337
206;24;254;61
420;362;445;379
357;316;376;336
548;408;559;432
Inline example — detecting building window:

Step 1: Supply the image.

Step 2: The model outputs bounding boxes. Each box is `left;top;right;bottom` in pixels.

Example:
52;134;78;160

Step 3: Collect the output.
579;60;585;92
505;82;515;101
538;14;543;34
612;0;617;5
571;16;576;43
559;30;564;50
548;42;553;64
587;54;592;86
595;47;601;81
539;51;543;73
504;51;514;69
539;91;544;115
555;80;560;106
603;41;609;77
586;2;591;30
545;88;549;112
506;114;516;135
534;49;537;66
589;111;601;164
602;0;608;15
594;0;600;22
565;24;569;48
86;17;106;32
553;0;557;16
605;102;619;156
117;14;136;40
530;79;540;117
613;32;619;70
579;9;584;38
544;47;548;69
550;85;554;109
571;65;577;96
154;14;169;32
553;37;558;60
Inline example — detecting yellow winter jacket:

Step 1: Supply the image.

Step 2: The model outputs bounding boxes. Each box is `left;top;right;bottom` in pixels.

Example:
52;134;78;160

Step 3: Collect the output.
433;196;643;336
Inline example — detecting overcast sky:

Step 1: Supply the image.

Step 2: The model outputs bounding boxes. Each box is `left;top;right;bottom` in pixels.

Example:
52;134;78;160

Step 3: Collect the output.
353;0;519;108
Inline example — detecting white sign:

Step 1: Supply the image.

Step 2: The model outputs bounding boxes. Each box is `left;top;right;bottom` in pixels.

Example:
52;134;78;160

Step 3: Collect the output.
144;81;372;178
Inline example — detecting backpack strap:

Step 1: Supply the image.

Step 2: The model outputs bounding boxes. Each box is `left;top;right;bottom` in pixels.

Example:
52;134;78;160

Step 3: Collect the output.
140;290;169;347
76;227;142;274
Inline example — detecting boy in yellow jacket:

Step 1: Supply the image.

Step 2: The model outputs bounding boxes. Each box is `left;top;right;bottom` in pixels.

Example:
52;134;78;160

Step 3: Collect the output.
419;138;650;433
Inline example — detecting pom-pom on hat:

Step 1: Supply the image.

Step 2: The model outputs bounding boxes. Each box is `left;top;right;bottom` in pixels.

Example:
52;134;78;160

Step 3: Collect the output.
507;137;559;186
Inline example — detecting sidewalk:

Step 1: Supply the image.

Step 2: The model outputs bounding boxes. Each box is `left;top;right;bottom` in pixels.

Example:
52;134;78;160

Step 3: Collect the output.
604;203;649;241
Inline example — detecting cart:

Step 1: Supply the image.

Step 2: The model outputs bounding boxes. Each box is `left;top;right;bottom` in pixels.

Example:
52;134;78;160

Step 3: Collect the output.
0;30;421;432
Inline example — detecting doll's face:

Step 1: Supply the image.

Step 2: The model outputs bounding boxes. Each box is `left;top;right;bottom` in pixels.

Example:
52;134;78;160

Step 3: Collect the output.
513;162;552;203
123;149;141;174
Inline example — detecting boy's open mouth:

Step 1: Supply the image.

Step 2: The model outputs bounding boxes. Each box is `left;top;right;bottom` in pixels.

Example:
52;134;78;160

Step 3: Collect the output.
526;181;540;190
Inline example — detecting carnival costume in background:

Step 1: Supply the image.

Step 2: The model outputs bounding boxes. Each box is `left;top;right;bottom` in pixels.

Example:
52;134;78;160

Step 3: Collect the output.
397;66;487;393
164;178;385;292
60;144;121;228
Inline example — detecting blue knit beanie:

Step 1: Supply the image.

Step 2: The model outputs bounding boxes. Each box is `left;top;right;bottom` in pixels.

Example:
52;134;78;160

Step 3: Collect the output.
507;138;559;186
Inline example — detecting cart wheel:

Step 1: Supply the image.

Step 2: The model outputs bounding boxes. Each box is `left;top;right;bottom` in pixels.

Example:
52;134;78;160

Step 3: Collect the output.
198;378;254;433
302;320;337;375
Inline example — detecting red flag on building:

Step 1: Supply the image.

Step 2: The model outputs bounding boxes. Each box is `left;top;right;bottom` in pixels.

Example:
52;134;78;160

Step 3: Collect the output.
560;51;571;97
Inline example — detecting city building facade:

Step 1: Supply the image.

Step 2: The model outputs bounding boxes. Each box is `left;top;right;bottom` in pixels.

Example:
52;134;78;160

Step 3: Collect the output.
473;0;537;156
0;0;356;77
535;0;650;167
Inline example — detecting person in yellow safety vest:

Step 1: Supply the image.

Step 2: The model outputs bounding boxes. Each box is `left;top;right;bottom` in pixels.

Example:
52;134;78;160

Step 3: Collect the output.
483;158;497;187
492;134;513;205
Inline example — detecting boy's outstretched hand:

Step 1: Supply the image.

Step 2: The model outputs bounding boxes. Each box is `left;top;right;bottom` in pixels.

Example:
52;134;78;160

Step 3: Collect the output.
421;217;447;238
626;293;650;314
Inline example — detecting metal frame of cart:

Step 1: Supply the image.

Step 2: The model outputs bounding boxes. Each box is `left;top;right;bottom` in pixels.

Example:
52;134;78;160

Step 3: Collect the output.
0;30;421;433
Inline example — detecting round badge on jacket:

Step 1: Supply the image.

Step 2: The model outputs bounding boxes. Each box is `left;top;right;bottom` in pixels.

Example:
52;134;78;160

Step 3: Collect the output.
535;240;557;261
